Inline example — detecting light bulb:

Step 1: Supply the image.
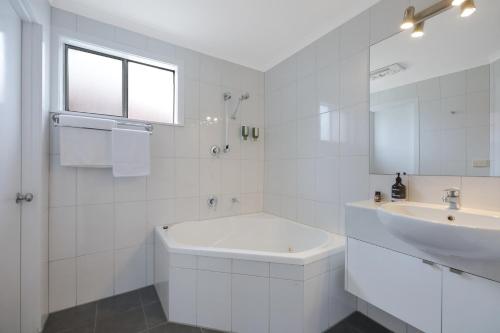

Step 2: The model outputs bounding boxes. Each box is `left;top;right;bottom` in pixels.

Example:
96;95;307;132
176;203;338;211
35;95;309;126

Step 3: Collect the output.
401;21;415;30
401;6;416;30
411;30;424;38
411;22;425;38
452;0;466;6
460;0;476;17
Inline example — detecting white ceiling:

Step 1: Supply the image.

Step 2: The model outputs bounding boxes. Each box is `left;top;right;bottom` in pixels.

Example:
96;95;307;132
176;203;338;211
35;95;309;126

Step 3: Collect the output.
371;0;500;92
49;0;379;71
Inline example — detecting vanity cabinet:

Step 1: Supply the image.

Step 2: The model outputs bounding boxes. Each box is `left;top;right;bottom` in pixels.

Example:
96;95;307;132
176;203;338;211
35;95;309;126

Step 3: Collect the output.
346;238;500;333
442;269;500;333
346;238;442;333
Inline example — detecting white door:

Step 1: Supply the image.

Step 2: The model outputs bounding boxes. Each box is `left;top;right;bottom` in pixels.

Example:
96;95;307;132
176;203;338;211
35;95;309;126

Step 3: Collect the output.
0;0;23;332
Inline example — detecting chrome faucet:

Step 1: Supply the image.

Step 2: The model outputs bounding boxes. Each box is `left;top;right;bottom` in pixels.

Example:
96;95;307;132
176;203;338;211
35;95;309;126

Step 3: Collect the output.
442;188;460;210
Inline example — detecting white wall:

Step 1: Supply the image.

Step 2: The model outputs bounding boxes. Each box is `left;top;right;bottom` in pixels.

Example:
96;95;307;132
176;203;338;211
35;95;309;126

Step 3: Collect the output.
48;8;265;313
264;0;500;331
264;10;370;235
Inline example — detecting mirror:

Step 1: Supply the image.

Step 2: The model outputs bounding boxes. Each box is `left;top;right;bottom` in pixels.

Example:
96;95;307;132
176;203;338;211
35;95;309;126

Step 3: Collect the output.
370;0;500;176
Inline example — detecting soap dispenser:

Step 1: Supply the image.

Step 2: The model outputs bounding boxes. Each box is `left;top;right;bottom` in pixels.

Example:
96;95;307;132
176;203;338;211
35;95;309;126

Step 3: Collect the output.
391;172;407;202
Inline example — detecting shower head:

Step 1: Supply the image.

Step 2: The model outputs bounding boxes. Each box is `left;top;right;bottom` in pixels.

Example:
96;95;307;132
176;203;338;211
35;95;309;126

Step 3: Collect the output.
230;92;250;119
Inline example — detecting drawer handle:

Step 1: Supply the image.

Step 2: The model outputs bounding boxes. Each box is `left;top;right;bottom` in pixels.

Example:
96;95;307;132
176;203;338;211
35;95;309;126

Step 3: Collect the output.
422;259;434;266
449;267;464;275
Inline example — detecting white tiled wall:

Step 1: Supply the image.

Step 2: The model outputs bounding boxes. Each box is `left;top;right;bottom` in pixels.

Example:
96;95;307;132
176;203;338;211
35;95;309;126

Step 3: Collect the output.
48;8;265;312
264;0;500;331
370;174;500;213
263;10;370;235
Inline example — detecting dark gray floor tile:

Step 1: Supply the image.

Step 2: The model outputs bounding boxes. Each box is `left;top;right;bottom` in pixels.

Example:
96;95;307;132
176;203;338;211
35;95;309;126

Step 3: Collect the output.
140;285;160;305
148;323;201;333
200;329;226;333
59;326;94;333
326;312;391;333
144;302;167;327
43;302;96;333
95;307;146;333
97;290;142;319
325;320;363;333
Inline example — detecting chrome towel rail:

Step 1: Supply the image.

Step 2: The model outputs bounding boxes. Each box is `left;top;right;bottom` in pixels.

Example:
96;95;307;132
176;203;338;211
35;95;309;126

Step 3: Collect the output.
51;113;154;133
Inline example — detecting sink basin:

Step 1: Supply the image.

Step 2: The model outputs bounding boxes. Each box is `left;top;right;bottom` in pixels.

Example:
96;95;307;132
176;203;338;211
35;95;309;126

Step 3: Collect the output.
377;202;500;260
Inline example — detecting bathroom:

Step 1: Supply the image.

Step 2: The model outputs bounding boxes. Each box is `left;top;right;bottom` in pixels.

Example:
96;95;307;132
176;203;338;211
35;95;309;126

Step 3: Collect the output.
1;0;499;332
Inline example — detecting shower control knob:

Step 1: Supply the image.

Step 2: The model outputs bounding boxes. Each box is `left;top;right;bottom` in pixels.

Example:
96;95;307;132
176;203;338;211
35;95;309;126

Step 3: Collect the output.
210;145;221;157
207;196;218;209
16;192;34;204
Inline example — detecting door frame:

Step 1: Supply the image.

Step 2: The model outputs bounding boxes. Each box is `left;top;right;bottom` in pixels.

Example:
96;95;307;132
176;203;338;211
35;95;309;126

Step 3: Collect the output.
10;0;50;332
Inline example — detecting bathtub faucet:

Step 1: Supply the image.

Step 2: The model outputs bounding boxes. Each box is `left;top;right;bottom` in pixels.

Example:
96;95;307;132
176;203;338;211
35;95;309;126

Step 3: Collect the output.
207;196;218;209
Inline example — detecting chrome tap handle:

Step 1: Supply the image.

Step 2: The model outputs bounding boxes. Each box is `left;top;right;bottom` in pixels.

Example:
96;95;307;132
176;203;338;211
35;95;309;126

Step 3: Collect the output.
442;188;460;209
443;188;460;197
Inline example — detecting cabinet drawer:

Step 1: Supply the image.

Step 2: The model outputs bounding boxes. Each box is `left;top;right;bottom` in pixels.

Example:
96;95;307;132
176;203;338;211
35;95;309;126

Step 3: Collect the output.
443;269;500;333
346;238;441;333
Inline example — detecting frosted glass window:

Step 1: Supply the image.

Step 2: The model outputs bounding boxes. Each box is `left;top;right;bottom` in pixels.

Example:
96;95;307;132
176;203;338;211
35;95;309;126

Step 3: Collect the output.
64;44;178;124
128;62;174;123
66;47;123;116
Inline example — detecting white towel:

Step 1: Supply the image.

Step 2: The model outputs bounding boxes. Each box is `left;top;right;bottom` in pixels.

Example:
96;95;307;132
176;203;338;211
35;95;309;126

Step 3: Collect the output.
111;128;150;177
59;115;117;167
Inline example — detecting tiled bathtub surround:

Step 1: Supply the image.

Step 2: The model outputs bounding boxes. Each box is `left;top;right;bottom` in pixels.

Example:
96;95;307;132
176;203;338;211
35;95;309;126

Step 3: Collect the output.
155;240;355;333
48;8;265;313
154;213;355;332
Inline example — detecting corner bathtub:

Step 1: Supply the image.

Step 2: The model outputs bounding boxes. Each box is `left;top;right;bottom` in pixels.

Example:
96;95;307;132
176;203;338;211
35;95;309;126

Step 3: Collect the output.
154;213;355;333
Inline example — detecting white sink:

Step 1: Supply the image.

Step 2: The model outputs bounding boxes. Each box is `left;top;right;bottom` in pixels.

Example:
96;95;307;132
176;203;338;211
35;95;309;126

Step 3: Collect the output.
377;201;500;260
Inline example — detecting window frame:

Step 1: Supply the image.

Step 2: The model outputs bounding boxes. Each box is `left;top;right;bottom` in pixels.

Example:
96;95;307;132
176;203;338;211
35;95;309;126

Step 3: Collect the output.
64;44;177;123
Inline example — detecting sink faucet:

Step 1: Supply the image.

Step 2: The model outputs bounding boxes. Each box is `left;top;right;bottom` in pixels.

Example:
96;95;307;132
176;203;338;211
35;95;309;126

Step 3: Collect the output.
442;188;460;210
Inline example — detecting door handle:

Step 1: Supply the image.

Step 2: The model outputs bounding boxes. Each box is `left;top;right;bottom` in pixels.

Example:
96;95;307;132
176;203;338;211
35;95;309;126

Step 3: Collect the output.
449;267;464;275
422;259;435;266
16;192;34;204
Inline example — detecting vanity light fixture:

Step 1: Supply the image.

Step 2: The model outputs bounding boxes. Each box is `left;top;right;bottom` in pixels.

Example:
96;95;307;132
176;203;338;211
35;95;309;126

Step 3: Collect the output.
411;22;425;38
400;0;476;38
460;0;476;17
400;6;416;30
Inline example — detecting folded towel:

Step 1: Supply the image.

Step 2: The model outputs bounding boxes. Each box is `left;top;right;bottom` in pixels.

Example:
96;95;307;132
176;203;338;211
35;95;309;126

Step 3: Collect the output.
59;115;117;167
58;114;117;130
111;128;150;177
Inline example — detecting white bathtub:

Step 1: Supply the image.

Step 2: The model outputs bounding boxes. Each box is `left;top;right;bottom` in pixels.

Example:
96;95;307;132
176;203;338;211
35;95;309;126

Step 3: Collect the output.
162;213;344;264
154;213;355;333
